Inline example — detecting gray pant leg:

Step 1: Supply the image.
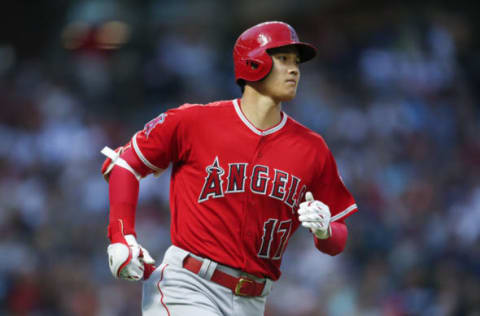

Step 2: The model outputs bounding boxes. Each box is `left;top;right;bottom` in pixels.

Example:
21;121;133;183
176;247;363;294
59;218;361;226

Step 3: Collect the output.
143;263;223;316
233;295;268;316
143;246;270;316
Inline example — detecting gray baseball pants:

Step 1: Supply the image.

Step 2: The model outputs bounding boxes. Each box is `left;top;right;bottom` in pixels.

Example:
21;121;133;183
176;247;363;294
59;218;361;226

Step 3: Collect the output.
142;245;273;316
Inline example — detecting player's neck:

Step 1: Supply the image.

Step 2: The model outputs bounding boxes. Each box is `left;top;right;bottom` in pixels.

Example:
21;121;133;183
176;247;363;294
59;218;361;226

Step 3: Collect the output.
240;88;282;130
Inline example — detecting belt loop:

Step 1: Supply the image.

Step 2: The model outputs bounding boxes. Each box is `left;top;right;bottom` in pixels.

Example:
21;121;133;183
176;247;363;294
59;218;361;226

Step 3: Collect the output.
198;257;212;279
204;260;217;281
261;278;273;296
163;245;189;266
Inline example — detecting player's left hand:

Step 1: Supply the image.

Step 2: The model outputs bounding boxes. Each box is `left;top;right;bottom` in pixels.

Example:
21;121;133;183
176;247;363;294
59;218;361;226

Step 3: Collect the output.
298;191;331;239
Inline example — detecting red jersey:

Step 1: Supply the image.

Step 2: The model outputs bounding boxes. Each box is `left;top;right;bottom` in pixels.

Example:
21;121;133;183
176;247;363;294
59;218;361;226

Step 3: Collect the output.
130;99;357;280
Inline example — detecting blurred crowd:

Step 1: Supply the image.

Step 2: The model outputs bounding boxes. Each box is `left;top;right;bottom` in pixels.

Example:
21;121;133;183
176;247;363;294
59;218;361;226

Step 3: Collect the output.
1;1;479;315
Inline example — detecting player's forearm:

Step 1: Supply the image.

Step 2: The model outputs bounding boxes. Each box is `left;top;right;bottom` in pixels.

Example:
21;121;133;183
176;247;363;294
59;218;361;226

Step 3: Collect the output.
108;166;140;242
313;221;348;256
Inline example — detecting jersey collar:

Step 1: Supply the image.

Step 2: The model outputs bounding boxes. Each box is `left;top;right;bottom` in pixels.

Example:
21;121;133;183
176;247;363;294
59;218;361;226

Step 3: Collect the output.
232;99;288;136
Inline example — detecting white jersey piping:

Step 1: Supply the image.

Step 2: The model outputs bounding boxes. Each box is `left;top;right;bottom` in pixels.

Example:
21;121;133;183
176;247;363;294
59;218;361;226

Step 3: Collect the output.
331;204;358;222
132;132;164;172
232;99;288;136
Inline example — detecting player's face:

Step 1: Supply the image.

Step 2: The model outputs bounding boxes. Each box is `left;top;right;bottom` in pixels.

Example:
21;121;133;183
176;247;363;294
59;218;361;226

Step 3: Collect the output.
262;46;301;102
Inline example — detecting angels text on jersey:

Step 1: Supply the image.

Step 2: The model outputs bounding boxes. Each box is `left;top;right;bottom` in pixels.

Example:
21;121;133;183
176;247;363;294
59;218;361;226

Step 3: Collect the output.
198;156;306;212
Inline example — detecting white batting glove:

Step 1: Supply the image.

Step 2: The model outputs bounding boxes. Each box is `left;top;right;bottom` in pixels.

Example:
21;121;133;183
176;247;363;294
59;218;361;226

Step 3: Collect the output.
107;234;155;281
298;192;331;239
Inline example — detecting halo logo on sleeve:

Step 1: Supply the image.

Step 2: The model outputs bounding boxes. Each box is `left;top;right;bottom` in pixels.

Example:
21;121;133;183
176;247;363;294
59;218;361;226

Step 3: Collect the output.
144;113;167;138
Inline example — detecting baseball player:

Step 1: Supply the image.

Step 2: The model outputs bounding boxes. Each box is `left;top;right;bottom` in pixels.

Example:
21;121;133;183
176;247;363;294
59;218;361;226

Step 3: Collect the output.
101;21;358;315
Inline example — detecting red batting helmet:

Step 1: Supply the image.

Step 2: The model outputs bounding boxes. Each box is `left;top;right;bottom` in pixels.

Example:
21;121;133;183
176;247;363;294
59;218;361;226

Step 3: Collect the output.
233;21;316;84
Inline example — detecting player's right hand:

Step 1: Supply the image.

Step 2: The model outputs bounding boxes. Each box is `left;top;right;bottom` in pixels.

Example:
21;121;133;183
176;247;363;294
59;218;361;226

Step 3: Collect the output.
107;234;156;281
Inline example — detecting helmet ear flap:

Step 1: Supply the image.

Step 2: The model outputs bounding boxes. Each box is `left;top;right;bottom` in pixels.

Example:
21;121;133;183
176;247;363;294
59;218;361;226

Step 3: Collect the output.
241;53;273;82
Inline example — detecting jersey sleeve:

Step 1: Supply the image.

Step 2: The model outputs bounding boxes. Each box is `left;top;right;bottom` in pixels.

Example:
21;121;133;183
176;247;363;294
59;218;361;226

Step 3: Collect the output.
313;149;358;222
131;104;194;173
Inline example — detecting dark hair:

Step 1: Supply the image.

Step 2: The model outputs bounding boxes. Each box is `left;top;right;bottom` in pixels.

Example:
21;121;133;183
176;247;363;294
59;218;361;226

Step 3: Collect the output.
238;79;246;93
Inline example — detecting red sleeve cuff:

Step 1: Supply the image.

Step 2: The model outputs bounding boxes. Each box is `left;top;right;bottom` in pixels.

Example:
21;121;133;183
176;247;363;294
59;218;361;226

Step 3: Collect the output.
121;145;153;177
314;221;348;256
